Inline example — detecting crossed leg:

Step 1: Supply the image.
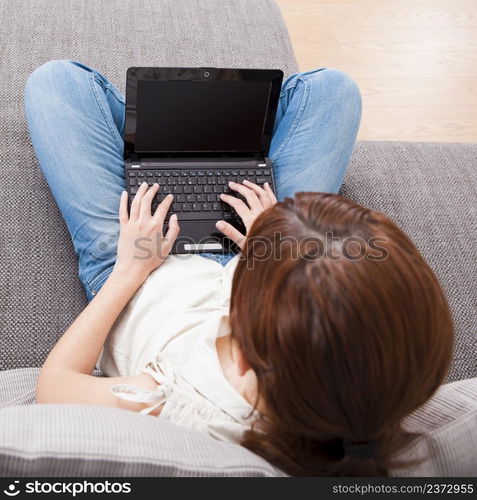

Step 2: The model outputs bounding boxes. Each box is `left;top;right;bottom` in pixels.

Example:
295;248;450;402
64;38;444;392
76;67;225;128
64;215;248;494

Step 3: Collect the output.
25;61;361;300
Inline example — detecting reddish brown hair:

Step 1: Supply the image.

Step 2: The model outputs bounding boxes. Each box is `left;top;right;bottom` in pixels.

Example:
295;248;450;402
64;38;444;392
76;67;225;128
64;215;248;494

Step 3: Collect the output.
230;193;453;476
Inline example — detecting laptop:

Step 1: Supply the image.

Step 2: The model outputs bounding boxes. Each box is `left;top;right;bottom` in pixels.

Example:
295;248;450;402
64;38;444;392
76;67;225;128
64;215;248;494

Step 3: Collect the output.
124;67;283;254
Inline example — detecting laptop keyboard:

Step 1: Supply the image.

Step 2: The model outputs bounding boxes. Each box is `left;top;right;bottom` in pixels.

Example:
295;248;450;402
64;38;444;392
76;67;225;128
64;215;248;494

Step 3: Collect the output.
127;168;274;221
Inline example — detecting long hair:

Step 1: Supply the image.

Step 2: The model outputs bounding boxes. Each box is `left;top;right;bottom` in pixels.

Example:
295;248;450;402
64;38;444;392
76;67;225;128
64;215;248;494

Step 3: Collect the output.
229;193;453;476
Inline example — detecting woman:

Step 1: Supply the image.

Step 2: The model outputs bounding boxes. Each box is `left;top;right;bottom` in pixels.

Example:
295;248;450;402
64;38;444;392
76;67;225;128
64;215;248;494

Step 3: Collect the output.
25;61;453;476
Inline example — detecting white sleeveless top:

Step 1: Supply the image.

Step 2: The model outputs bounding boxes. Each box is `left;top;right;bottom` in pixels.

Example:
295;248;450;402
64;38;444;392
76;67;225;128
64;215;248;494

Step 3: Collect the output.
97;254;258;443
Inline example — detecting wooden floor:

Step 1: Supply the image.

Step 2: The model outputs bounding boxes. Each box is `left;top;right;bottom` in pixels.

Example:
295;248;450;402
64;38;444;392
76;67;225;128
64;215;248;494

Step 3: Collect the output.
276;0;477;143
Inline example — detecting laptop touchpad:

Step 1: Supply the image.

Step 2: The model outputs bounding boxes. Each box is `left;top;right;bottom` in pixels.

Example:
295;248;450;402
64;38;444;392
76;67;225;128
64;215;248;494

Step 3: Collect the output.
169;220;236;254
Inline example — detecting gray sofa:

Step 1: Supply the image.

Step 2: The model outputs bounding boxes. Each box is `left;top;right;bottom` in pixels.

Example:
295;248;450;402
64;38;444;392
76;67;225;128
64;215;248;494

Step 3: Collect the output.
1;0;476;476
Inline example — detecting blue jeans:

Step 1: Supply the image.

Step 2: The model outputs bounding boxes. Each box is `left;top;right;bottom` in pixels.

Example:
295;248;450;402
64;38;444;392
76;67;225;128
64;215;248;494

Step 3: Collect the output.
25;60;361;300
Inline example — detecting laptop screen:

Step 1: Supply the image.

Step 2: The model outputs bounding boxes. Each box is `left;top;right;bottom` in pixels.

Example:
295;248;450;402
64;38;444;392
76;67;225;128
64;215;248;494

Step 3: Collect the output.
134;80;271;153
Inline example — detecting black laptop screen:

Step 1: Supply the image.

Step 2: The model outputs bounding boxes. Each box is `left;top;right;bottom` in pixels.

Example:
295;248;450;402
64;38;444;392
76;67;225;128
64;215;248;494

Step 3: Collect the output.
134;80;271;153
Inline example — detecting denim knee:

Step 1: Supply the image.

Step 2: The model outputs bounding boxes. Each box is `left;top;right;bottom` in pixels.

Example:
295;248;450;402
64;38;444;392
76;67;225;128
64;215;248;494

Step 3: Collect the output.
305;68;362;109
25;60;85;104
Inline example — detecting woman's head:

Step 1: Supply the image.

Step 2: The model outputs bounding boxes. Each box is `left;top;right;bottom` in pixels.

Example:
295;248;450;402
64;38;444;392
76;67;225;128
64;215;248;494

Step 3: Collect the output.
229;193;453;476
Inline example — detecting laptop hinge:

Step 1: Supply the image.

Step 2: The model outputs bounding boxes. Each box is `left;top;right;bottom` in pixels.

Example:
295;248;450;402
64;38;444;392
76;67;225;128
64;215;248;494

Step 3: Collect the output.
127;153;268;167
128;154;140;168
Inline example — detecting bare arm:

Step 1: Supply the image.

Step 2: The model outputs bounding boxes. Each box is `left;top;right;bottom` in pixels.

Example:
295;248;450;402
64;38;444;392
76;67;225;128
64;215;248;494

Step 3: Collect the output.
36;182;179;412
36;267;157;410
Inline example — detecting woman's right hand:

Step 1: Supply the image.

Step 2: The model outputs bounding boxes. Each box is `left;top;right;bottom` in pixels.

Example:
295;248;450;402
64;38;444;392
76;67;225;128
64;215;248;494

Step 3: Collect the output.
114;182;180;282
216;180;277;249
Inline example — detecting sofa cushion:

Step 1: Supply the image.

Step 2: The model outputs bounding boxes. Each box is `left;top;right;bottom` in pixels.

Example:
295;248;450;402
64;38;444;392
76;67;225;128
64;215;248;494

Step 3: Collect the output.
341;141;477;382
1;1;475;385
393;378;477;477
0;370;282;477
1;368;476;476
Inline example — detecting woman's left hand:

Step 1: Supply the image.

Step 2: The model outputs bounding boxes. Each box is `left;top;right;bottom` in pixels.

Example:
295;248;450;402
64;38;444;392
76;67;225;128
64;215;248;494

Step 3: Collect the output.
114;182;180;282
216;180;277;249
